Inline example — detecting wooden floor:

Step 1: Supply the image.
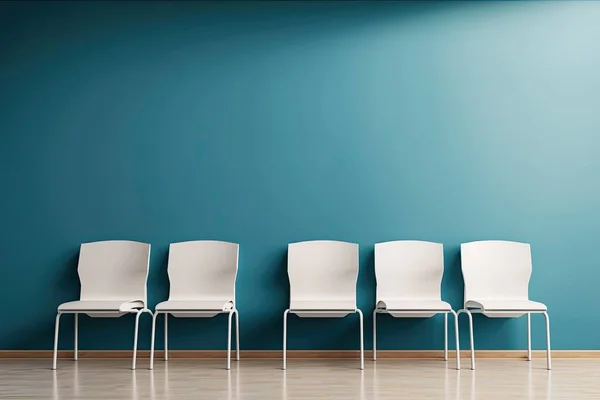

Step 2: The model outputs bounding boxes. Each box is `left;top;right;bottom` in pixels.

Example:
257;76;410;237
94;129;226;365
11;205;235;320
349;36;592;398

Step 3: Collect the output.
1;358;599;399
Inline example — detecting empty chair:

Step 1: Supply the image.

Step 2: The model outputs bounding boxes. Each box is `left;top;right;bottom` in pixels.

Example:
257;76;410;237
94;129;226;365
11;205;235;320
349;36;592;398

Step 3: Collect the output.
150;241;240;370
283;240;363;370
373;241;460;369
53;240;153;370
458;240;551;370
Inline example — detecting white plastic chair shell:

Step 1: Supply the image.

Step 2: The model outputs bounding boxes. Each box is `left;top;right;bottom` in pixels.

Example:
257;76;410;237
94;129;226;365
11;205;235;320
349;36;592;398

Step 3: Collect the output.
457;240;551;370
150;240;240;370
373;241;460;369
283;240;363;370
53;240;152;370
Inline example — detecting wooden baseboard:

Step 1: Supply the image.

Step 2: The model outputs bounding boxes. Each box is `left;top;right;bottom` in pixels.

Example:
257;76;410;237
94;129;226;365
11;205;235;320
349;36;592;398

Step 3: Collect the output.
0;350;598;359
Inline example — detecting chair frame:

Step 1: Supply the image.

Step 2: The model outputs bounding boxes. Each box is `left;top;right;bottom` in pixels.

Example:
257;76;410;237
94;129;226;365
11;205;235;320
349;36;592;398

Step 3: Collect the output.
373;308;460;370
283;308;364;370
149;309;240;370
457;309;551;370
52;308;153;370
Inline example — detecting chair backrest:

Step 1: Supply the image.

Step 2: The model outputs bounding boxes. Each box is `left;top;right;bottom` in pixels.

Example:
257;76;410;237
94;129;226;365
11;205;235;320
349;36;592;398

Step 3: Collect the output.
375;240;444;301
287;240;359;307
460;240;532;303
167;240;239;302
78;240;151;305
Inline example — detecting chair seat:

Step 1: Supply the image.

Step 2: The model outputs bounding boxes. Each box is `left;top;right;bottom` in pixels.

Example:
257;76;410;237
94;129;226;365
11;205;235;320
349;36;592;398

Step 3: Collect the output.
155;300;234;312
290;300;356;311
58;300;145;313
376;299;452;312
466;299;547;312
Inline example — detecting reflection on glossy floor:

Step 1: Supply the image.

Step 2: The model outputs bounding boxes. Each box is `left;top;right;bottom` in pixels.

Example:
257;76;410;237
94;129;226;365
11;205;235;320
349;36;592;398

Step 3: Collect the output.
1;358;599;399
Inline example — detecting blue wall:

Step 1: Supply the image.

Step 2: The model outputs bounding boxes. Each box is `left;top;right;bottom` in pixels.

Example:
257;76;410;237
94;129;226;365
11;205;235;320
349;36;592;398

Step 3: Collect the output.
1;1;599;351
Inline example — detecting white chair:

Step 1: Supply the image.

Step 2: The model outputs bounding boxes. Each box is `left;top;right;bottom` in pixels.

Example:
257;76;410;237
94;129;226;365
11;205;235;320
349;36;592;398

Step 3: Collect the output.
150;240;240;370
373;241;460;370
283;240;363;370
458;240;551;370
52;240;152;370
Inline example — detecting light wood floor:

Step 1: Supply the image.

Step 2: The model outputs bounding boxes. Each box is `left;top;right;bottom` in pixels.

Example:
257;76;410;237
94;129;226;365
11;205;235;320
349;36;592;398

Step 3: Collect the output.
1;358;599;399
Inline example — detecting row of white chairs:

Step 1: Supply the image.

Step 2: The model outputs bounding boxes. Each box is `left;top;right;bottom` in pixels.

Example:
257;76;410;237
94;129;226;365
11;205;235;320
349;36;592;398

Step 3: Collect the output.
52;239;551;372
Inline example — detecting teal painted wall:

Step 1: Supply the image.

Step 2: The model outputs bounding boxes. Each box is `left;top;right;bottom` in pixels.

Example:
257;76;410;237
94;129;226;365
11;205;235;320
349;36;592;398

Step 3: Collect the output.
1;1;599;351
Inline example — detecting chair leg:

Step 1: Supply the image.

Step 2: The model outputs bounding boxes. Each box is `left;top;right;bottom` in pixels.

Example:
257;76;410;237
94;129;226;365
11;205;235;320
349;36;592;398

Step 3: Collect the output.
450;310;460;370
131;309;153;370
458;309;475;370
132;310;143;370
52;313;62;370
74;313;79;361
543;311;552;370
527;313;532;361
235;309;240;361
444;312;448;361
372;310;377;361
227;311;234;370
282;309;290;370
149;311;159;370
466;310;474;370
164;313;168;361
357;309;364;370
